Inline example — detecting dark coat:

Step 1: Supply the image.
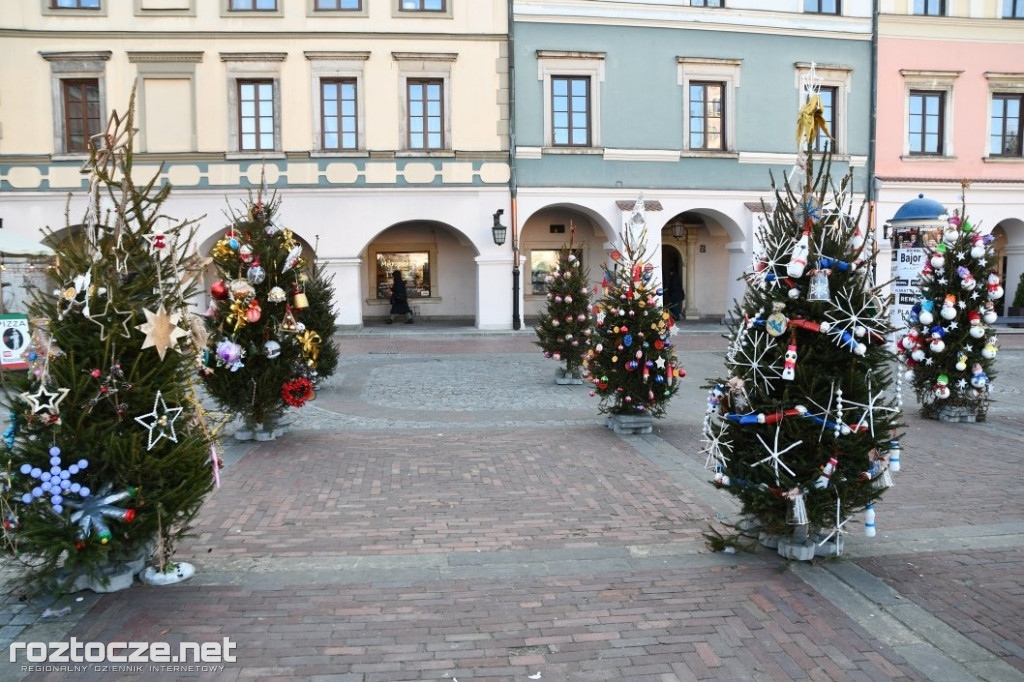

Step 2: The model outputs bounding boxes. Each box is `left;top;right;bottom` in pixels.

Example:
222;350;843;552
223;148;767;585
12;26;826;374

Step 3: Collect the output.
389;274;412;315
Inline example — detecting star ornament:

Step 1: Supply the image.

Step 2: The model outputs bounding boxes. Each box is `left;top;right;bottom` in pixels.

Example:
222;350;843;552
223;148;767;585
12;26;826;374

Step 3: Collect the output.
134;391;184;451
135;305;189;360
21;385;70;415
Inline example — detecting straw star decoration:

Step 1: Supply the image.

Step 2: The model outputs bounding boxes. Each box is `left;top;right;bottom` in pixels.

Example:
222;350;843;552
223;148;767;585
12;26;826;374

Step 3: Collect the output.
135;304;189;360
134;391;183;451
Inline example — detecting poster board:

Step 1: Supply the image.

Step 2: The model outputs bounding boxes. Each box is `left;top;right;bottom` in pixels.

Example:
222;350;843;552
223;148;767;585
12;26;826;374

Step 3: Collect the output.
0;314;30;370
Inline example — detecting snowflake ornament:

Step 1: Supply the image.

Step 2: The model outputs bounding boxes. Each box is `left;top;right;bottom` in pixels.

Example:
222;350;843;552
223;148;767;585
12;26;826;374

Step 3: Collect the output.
19;447;90;514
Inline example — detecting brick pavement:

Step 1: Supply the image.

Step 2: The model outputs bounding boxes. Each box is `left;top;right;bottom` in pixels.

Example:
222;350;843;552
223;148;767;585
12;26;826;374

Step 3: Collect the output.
3;323;1023;682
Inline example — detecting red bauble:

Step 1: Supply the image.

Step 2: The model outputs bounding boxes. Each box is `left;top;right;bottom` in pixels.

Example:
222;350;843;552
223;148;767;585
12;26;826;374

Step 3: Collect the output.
124;509;136;523
210;280;229;300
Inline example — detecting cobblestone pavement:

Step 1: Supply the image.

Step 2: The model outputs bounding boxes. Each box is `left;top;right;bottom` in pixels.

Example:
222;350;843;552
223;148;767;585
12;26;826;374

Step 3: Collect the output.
3;323;1023;682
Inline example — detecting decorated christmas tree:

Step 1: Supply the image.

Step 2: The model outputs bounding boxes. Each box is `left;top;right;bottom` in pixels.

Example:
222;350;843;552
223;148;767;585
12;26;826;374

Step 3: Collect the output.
1;90;215;595
534;228;592;383
199;192;337;440
895;194;1003;421
703;77;901;559
583;200;684;425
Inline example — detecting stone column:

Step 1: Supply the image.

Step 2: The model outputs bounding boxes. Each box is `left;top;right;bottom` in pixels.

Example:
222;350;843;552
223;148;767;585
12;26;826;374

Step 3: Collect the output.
683;229;701;320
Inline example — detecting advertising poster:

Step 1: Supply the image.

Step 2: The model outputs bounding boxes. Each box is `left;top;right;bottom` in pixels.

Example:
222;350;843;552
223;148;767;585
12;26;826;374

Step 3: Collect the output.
890;247;926;331
0;314;30;370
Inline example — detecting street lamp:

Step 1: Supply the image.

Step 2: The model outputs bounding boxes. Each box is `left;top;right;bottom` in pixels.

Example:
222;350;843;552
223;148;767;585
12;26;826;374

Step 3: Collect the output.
491;209;521;330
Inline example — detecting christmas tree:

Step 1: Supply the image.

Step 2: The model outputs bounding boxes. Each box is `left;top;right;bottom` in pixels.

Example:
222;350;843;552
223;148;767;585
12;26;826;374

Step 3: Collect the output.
534;228;592;382
703;79;901;558
584;200;684;421
199;192;337;440
1;90;215;595
895;193;1003;421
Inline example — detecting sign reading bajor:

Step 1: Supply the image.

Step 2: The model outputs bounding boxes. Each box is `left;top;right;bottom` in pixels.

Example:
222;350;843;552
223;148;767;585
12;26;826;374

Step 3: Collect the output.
890;248;925;332
0;314;30;370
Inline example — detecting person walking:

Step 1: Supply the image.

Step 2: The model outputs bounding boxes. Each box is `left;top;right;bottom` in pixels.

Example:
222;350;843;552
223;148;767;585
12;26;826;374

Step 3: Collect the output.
387;270;414;324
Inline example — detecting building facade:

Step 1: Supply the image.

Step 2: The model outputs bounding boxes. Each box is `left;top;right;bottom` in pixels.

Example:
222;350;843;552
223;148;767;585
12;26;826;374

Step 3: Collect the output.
0;0;513;328
875;0;1024;313
512;0;874;323
4;1;1020;327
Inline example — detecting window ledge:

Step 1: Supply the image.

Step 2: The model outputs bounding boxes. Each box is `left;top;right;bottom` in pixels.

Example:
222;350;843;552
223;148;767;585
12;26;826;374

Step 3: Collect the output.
225;152;286;160
310;150;368;158
541;146;603;155
983;155;1024;163
51;154;90;162
680;150;739;159
395;150;455;158
900;155;957;162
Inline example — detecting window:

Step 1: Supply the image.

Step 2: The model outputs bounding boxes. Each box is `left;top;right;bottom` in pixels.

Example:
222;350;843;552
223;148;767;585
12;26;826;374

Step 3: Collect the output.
678;57;740;154
53;0;99;7
1005;0;1024;18
400;0;444;10
909;91;944;155
991;94;1022;157
913;0;944;14
230;0;276;9
551;76;591;147
804;0;839;13
811;86;836;152
531;250;582;295
238;80;275;152
62;80;101;154
321;79;358;150
538;52;605;151
689;82;725;151
375;252;431;300
406;79;444;150
315;0;360;7
691;0;723;6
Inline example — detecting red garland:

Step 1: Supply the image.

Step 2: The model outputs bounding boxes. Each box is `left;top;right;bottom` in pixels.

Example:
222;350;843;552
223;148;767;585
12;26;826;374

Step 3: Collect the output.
281;377;315;407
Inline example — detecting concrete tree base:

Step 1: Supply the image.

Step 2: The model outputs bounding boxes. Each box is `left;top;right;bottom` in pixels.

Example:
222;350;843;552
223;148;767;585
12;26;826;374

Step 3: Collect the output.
605;414;654;435
555;369;584;385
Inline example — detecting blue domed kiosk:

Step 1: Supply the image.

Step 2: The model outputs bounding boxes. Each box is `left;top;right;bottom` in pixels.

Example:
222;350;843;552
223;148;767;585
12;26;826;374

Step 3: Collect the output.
887;194;949;330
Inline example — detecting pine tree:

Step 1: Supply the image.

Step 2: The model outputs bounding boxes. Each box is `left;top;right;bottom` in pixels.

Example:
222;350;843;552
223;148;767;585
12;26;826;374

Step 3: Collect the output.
2;90;214;595
199;193;337;439
895;196;1003;421
704;89;901;556
534;229;592;380
584;204;684;419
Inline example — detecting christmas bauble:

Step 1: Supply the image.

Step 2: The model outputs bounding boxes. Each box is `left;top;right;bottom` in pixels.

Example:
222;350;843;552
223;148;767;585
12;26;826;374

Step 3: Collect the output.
210;280;229;300
247;264;266;285
239;244;255;263
216;340;242;365
267;287;287;303
245;302;262;323
229;279;255;301
264;340;281;358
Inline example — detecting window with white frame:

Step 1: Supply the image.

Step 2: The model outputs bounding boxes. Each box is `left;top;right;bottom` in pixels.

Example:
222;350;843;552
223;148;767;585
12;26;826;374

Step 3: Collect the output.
795;63;851;155
393;0;451;18
538;51;605;150
986;73;1024;158
804;0;839;13
678;57;741;154
393;52;456;153
307;51;368;153
913;0;945;15
308;0;366;16
222;52;286;155
40;51;110;156
691;0;723;6
42;0;107;15
221;0;282;16
901;70;959;158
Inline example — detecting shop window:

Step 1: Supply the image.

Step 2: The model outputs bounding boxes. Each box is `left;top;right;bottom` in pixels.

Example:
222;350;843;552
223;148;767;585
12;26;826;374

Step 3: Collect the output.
530;249;582;295
374;251;432;299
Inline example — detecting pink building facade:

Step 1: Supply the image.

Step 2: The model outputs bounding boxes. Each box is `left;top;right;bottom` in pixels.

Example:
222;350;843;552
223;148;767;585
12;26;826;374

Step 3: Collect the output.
874;12;1024;315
